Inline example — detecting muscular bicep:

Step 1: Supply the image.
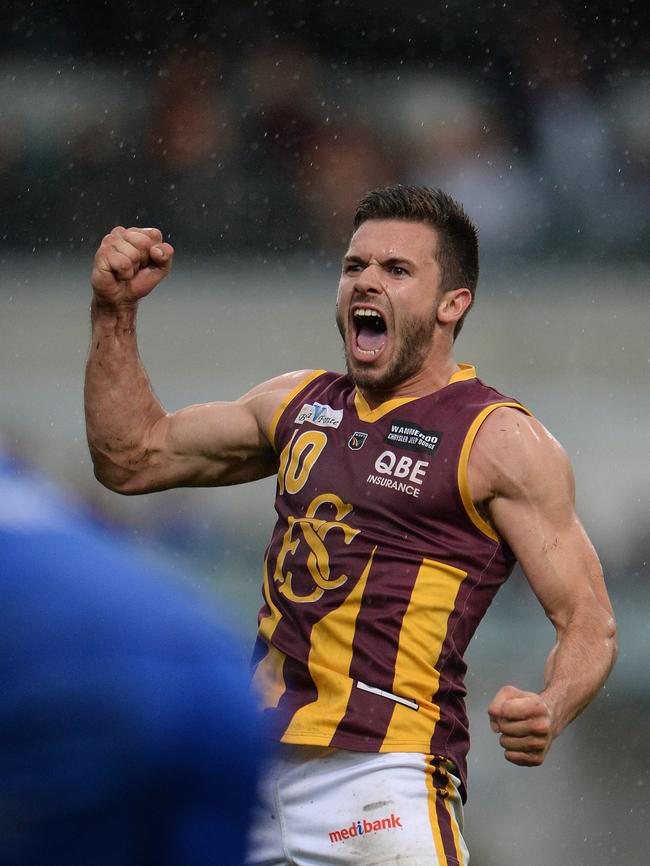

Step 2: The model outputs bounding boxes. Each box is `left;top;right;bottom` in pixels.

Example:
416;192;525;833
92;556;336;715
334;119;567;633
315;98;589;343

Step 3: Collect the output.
470;410;612;626
118;370;315;493
152;399;278;488
490;464;607;625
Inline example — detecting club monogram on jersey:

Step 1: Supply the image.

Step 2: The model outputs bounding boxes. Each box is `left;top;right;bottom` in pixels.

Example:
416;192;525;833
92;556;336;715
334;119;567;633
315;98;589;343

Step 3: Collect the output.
272;492;360;604
253;366;531;802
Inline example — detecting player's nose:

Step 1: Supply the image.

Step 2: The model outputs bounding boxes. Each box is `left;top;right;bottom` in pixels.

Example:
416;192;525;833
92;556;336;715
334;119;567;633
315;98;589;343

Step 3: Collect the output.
353;264;383;295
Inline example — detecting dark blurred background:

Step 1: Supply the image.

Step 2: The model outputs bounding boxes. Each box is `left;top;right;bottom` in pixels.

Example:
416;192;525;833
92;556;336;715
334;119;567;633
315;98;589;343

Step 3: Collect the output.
2;0;649;259
1;2;649;864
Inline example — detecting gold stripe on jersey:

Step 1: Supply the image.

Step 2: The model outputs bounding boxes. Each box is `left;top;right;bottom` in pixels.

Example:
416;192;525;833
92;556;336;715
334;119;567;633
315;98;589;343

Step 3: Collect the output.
448;362;476;384
354;390;417;423
281;547;377;744
252;555;287;709
457;401;532;543
380;559;467;750
253;642;287;710
268;369;327;450
353;363;477;423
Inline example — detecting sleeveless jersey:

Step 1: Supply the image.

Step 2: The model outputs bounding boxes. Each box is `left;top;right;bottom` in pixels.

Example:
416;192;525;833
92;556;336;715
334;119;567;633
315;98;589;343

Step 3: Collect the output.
251;364;530;799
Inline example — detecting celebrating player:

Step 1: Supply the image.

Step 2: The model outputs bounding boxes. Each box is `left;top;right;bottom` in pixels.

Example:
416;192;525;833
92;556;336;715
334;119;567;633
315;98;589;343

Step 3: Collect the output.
85;185;617;865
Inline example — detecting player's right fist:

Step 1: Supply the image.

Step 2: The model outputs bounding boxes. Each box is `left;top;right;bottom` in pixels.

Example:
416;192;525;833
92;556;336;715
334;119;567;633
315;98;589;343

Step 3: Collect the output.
91;227;174;306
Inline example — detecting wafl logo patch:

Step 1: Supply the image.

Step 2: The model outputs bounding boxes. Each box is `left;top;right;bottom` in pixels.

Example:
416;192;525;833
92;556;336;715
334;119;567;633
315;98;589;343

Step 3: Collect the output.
348;432;368;450
295;402;343;429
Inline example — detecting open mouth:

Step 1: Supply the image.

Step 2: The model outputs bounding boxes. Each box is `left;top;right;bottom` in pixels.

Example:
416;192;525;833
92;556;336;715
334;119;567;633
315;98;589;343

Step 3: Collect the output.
353;307;388;358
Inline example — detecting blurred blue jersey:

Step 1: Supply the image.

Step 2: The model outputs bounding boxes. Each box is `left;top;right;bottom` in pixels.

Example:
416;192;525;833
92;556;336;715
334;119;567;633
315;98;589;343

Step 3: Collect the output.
0;450;264;866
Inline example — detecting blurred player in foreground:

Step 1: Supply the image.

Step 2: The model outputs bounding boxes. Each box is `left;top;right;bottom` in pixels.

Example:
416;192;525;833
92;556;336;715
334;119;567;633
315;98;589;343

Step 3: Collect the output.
0;443;264;866
85;185;617;865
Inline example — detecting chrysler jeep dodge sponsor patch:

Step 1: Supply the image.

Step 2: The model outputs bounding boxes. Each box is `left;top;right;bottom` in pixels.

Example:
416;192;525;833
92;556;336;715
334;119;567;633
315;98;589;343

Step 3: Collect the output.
383;420;442;456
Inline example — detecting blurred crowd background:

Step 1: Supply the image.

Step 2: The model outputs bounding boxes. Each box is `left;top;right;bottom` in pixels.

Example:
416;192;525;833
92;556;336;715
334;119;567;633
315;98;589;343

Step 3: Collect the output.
1;2;649;865
2;0;649;260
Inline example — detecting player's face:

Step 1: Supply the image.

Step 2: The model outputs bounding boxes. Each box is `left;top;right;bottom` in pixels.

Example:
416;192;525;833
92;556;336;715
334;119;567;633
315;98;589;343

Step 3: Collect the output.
336;219;444;393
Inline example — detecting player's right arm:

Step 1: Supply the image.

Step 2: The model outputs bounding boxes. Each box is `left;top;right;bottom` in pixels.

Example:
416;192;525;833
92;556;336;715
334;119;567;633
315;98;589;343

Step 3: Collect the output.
85;226;310;494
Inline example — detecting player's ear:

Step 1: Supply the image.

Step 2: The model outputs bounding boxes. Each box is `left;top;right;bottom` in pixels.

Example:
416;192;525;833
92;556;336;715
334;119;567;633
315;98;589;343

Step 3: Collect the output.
437;288;472;326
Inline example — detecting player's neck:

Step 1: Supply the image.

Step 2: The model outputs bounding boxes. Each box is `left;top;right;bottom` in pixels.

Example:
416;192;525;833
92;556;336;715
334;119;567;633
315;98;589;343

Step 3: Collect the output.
356;358;461;409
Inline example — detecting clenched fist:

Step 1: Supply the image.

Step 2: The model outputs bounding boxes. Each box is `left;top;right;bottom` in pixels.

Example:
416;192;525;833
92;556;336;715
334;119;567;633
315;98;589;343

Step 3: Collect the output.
91;227;174;307
488;685;556;767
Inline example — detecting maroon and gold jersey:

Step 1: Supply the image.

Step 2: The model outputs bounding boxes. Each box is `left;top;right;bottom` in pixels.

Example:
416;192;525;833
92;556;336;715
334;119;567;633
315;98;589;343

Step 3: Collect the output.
251;365;530;798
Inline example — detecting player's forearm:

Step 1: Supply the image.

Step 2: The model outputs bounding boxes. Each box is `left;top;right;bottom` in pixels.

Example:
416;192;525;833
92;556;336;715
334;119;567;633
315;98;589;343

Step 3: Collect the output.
85;300;166;492
541;601;617;738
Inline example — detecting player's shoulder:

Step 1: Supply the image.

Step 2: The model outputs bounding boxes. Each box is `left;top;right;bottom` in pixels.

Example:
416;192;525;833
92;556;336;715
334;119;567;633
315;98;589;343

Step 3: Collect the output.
476;406;558;451
240;369;327;407
237;369;331;443
472;406;572;495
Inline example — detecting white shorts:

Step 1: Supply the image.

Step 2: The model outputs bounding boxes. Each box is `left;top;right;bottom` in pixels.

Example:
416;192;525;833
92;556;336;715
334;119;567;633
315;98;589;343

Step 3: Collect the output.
246;745;469;866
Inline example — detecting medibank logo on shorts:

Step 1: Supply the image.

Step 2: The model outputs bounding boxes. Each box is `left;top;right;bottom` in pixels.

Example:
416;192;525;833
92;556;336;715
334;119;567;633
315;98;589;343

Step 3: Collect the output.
328;814;403;844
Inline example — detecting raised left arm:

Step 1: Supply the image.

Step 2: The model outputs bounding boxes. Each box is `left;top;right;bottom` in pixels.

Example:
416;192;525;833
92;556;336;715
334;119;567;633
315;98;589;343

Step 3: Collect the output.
469;408;618;766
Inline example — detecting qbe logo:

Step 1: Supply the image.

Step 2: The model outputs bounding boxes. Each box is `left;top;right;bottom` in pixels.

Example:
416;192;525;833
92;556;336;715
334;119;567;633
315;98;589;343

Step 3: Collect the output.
365;450;429;498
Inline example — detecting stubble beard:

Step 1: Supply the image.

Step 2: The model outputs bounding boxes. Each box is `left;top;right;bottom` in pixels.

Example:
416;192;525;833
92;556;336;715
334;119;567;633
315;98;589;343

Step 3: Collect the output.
337;304;439;393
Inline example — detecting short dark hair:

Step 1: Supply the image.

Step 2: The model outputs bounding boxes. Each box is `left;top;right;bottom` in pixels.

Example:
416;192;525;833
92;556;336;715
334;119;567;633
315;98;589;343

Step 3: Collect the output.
353;185;479;339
